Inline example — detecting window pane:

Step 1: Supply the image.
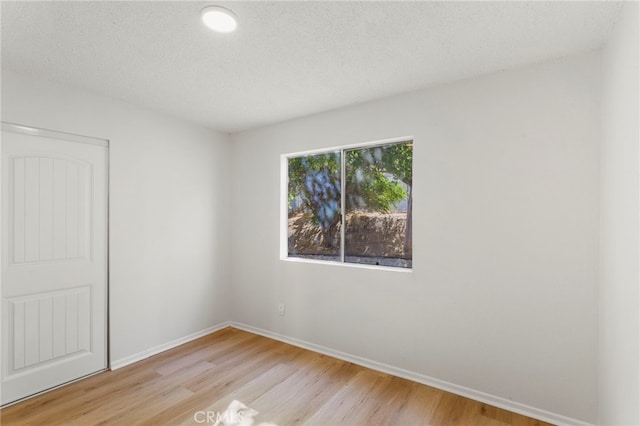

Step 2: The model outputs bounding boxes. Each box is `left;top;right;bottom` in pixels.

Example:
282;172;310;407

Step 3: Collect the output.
344;142;412;268
288;151;342;261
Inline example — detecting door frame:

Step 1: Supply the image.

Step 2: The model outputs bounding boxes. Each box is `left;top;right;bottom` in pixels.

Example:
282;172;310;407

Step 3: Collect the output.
0;121;110;406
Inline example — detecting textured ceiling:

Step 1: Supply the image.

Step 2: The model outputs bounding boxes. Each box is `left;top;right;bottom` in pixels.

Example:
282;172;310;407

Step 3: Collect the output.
1;1;622;133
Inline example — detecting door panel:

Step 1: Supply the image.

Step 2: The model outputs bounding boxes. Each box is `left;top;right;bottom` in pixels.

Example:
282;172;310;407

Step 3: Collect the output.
8;286;91;372
1;124;107;405
9;155;90;265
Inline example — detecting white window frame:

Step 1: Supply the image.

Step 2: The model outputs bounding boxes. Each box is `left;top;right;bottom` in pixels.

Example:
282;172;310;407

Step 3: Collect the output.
280;136;413;272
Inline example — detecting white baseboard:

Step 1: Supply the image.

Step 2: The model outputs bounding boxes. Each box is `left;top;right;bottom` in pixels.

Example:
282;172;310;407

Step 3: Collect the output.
229;321;592;426
110;321;231;370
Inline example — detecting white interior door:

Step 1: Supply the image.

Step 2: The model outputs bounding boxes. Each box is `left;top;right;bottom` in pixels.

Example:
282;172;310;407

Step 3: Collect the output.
1;123;108;405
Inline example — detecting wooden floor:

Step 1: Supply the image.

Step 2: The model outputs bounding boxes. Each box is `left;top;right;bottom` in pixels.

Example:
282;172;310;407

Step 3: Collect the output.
1;327;551;425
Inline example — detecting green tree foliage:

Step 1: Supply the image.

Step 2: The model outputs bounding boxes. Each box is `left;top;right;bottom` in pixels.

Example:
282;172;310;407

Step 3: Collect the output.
344;143;411;213
288;152;342;249
288;142;413;251
347;142;413;256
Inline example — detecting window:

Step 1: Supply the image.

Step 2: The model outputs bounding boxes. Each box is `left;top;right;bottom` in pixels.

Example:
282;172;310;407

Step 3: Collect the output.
285;139;412;269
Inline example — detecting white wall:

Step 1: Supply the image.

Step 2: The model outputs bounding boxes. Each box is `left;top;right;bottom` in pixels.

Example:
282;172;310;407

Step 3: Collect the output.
599;2;640;425
230;53;601;423
1;71;232;365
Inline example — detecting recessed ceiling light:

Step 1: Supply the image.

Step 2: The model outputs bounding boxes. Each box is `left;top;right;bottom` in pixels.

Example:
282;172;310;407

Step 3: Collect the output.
200;5;238;33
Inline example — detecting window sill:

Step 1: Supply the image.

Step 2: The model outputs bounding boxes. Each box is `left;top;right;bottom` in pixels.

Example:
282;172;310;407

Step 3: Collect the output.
280;256;412;273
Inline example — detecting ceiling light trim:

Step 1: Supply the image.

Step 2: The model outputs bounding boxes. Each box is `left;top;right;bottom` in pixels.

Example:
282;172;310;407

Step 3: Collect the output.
200;5;238;33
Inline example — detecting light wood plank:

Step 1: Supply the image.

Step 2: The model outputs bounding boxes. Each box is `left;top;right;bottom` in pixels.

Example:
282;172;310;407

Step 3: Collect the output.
1;328;553;426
